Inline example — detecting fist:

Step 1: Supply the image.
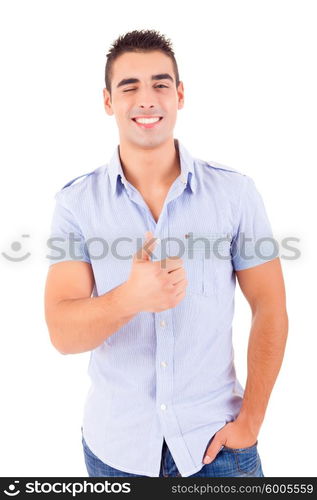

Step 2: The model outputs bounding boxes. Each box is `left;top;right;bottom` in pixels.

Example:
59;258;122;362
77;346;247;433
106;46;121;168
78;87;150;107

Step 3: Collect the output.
126;231;188;313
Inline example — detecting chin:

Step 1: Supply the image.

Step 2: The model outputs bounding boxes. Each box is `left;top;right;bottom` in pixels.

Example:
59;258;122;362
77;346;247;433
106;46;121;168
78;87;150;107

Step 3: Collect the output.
128;135;167;149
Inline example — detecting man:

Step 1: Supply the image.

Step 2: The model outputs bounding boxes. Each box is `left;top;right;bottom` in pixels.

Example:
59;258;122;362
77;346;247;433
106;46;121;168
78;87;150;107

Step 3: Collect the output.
44;29;288;477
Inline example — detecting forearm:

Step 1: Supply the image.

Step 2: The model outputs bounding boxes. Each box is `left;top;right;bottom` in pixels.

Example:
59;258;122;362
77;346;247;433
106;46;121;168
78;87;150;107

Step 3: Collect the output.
237;306;289;433
50;281;139;355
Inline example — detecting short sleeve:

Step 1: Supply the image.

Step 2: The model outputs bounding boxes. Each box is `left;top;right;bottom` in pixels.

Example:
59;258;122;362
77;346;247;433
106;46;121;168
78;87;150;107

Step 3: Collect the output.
46;192;91;267
231;176;278;271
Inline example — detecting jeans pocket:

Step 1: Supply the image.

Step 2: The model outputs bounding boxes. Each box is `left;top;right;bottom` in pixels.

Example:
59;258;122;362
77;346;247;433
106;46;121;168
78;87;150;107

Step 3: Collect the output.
223;442;259;475
222;440;258;452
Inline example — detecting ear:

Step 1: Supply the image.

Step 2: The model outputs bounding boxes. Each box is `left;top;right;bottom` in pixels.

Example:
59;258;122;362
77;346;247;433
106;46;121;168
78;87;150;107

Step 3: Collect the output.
103;88;114;116
177;81;185;110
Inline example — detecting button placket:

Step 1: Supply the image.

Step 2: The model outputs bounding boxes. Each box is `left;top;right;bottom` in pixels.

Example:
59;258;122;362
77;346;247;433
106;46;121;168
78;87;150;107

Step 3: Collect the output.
155;309;173;424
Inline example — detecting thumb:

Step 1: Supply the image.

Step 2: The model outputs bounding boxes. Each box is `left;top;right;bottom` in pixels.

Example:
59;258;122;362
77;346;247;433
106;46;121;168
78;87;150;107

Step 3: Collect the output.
203;435;225;464
134;231;158;262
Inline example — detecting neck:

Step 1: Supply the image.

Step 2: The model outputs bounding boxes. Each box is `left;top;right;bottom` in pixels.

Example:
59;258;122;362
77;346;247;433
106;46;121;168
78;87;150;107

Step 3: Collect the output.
118;137;181;191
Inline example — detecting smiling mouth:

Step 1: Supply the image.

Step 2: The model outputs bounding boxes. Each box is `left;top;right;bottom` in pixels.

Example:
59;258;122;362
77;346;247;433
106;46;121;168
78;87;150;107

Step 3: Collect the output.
132;117;163;128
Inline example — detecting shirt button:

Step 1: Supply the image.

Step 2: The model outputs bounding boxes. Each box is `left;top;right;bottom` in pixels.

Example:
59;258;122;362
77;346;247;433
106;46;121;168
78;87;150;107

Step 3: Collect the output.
160;320;166;327
160;361;167;368
160;404;167;411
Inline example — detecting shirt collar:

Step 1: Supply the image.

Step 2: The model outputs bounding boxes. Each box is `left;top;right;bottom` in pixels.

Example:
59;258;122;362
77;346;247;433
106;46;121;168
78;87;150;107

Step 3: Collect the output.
108;138;197;195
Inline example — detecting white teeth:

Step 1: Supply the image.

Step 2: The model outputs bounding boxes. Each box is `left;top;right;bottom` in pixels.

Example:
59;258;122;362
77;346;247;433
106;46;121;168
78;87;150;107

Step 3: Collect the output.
134;117;161;124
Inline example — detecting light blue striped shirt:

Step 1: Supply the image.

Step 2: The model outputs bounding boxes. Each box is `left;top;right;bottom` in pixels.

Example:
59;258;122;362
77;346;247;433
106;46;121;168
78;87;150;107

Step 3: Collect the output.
47;138;277;477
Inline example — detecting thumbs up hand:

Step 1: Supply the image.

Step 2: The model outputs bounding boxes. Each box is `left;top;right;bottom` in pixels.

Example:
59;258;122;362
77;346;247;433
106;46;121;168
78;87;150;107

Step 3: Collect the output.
126;231;188;313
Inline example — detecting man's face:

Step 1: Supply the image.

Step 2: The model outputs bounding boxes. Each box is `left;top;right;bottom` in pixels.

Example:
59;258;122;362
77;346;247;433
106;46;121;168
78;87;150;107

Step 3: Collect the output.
103;50;184;149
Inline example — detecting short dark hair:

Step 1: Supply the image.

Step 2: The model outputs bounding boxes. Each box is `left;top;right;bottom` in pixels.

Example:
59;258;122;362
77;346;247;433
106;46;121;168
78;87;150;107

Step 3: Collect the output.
105;29;180;95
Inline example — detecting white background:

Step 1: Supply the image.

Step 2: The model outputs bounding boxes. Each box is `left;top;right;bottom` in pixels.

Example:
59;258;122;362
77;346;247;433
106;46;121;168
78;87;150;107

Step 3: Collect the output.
0;0;316;477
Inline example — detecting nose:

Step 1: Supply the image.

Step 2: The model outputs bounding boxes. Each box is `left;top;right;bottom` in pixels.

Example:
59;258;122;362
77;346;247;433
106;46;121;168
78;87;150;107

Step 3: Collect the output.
137;101;156;111
139;103;155;109
136;87;157;109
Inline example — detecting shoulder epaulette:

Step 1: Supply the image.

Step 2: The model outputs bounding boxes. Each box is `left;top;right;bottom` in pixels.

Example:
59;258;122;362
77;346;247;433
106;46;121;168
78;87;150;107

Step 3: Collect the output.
206;160;243;175
62;171;93;189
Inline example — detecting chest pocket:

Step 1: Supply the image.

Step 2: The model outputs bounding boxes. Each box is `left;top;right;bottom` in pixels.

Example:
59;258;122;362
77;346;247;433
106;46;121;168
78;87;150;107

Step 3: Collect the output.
185;253;216;296
184;232;233;297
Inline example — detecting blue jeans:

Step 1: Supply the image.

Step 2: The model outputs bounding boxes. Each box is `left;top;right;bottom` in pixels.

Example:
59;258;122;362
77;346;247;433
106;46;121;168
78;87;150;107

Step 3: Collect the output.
82;433;264;477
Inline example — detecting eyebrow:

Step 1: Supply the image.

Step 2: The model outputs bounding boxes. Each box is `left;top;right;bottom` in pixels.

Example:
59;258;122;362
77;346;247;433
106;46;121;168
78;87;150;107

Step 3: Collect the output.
116;73;174;89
